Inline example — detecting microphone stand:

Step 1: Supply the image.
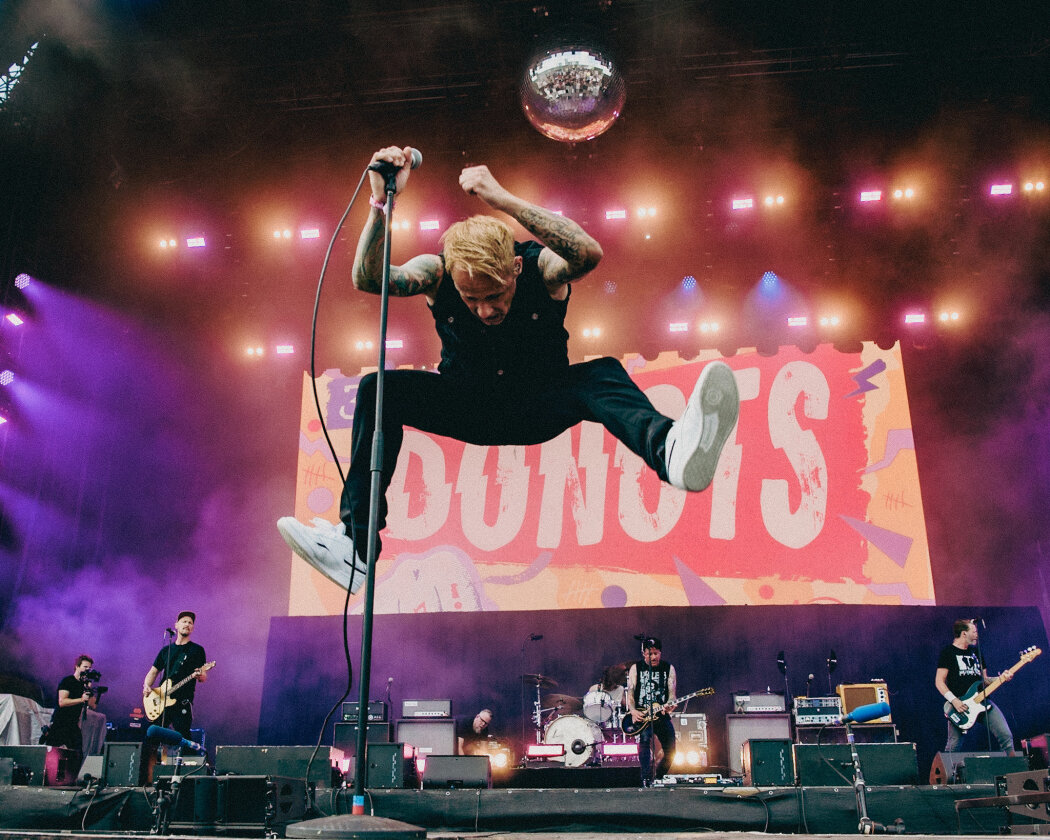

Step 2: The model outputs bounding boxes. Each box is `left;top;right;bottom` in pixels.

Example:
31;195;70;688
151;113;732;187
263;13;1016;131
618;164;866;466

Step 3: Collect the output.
974;621;994;752
845;720;904;835
350;171;398;814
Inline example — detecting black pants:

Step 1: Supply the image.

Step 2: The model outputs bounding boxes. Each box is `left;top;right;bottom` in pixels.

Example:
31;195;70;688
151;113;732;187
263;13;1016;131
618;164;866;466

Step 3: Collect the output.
163;700;193;741
340;357;674;555
639;715;676;784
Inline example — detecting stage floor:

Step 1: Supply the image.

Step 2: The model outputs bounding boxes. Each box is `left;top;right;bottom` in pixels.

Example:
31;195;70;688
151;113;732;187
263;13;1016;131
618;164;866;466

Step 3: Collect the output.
0;781;1035;836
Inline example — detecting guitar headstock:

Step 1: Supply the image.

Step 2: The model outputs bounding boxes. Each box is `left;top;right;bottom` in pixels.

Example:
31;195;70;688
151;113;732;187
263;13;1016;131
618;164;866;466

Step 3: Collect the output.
698;687;715;697
1020;647;1042;663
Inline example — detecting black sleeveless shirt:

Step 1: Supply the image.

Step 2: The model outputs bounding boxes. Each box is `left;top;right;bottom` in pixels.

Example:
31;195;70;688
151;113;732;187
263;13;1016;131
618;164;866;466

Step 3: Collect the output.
430;240;570;387
633;659;672;709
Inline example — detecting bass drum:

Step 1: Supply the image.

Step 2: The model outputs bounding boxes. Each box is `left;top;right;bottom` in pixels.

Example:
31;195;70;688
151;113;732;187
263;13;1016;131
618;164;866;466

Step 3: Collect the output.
544;714;603;767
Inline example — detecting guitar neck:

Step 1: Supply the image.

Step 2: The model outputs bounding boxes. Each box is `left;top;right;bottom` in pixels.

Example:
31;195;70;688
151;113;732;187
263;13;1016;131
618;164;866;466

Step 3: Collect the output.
974;652;1037;704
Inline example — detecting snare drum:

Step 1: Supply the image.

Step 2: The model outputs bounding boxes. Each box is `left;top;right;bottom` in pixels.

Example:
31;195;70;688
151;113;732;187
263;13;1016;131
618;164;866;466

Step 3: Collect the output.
543;714;603;767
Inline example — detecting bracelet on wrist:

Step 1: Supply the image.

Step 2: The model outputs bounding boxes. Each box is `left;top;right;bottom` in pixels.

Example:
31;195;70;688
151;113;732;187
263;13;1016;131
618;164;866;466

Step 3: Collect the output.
944;691;956;702
368;195;386;213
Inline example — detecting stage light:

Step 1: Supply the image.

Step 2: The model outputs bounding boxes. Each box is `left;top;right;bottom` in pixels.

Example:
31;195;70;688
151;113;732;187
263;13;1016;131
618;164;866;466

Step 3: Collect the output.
892;187;916;200
385;339;404;349
602;743;638;757
0;370;12;386
275;344;294;355
5;313;24;326
354;340;374;351
159;238;176;249
938;310;961;322
990;183;1013;196
582;327;602;338
525;743;565;758
419;219;440;231
275;229;291;239
605;209;627;220
1023;181;1046;193
300;228;320;240
787;316;808;327
636;206;657;218
681;275;697;291
14;273;31;289
669;322;689;333
764;194;786;207
860;190;882;203
760;271;780;290
602;280;617;294
903;312;926;325
731;197;754;210
186;236;206;248
699;321;719;333
246;346;265;357
819;315;842;327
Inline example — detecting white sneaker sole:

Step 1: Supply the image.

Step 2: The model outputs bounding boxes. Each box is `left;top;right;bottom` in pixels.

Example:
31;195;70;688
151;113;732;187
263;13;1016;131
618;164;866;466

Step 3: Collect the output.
276;517;368;594
674;361;740;492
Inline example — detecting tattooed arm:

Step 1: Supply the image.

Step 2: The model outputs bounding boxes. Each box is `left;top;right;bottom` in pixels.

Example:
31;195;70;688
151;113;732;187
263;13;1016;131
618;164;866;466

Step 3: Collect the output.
352;146;444;300
458;165;603;294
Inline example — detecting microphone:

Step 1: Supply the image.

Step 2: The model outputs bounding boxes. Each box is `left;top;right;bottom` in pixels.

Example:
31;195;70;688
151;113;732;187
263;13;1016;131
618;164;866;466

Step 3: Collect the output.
530;634;543;641
840;701;891;724
146;724;206;755
368;148;423;175
164;628;175;636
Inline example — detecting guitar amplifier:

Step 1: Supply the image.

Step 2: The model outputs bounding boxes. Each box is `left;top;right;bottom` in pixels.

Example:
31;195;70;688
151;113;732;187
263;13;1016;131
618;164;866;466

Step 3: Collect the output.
793;696;842;725
732;691;787;714
341;701;388;723
401;699;452;718
837;683;892;723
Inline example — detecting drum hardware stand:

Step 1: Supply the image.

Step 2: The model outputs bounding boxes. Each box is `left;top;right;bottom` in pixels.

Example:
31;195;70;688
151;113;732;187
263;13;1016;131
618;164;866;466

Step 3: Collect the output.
845;721;905;835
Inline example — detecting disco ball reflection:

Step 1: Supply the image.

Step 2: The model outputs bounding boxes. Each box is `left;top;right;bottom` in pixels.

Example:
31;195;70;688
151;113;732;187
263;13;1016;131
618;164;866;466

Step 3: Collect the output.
519;43;626;143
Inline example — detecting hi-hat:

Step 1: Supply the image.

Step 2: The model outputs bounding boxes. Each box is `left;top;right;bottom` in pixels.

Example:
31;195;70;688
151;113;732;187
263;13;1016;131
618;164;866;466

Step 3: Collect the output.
543;693;583;712
522;673;558;688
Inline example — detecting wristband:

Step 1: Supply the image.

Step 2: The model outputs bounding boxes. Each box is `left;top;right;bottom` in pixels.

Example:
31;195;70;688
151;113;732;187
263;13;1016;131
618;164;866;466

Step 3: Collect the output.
368;195;386;213
944;691;956;702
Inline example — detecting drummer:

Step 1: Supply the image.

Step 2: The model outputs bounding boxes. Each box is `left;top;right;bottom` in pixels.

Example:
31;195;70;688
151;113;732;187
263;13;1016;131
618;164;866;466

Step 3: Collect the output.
585;664;629;725
456;708;494;755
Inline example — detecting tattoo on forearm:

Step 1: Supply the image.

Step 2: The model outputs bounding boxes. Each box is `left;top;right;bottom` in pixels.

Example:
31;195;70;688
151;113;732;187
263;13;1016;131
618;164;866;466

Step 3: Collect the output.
518;207;587;267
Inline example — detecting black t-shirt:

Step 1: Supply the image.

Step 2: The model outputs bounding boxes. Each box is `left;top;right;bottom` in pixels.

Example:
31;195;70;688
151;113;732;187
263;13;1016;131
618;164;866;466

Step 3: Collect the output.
938;643;983;698
153;641;207;701
50;674;86;731
455;715;490;755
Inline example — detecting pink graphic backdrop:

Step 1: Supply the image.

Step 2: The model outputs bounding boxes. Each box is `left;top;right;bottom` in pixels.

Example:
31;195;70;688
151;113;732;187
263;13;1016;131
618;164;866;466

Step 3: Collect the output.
286;343;934;615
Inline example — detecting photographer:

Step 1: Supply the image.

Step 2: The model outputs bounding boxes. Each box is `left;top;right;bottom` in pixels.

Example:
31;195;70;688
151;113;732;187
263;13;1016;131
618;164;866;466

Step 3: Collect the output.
45;654;98;753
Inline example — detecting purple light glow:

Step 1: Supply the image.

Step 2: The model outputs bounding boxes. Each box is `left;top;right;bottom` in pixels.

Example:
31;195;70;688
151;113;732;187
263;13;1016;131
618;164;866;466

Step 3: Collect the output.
860;190;882;203
5;313;24;326
14;273;31;289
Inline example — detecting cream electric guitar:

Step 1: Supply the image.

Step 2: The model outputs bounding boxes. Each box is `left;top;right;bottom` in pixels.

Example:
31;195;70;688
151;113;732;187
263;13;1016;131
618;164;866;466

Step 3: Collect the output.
944;646;1040;731
622;687;715;736
144;661;216;721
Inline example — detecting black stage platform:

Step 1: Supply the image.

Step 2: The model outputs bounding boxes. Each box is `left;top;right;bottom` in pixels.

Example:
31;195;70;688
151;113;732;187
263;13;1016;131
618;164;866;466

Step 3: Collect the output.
0;780;1031;835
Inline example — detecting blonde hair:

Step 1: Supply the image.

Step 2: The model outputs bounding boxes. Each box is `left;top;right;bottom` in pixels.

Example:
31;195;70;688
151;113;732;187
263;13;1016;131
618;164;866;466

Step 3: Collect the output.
441;216;516;285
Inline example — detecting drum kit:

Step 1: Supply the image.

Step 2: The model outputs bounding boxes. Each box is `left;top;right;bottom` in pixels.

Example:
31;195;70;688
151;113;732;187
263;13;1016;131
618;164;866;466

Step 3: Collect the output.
522;672;631;767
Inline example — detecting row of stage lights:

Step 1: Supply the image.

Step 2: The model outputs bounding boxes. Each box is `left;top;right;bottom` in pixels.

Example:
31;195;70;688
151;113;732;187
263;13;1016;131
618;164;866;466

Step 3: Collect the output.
152;177;1048;251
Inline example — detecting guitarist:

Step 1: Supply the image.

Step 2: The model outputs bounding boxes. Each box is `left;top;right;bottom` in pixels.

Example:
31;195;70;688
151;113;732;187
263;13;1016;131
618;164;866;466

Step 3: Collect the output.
935;618;1015;754
142;611;208;746
626;637;677;787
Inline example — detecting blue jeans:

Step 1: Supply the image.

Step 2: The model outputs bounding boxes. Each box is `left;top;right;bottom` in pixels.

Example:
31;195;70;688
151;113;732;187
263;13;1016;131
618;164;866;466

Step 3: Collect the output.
945;699;1015;753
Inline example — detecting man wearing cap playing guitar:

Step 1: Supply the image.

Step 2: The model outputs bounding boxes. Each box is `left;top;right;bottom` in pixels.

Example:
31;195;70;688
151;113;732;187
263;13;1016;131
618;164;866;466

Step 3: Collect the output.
626;637;676;787
142;611;210;745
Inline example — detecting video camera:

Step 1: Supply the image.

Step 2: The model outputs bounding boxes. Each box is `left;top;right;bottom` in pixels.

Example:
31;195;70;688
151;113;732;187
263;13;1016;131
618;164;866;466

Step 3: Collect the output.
80;669;108;697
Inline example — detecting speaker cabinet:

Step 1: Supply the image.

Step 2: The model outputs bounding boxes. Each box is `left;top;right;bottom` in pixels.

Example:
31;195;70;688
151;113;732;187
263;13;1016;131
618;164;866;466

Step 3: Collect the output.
725;714;791;774
164;775;219;831
1006;770;1050;822
422;755;491;789
333;722;393;756
216;775;307;832
103;741;153;787
215;745;336;787
742;739;793;786
0;745;48;785
0;757;13;785
794;742;919;786
396;719;457;756
929;750;1028;784
365;743;415;789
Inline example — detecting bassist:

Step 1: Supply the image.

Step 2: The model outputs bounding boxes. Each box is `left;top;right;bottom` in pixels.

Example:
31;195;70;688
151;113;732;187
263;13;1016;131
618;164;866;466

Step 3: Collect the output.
143;611;208;746
626;637;677;787
935;618;1015;754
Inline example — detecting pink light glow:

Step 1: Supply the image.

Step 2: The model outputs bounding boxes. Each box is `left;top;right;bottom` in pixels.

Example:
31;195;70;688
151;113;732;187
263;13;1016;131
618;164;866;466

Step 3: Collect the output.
669;322;689;333
186;236;206;248
525;743;565;757
860;190;882;203
5;313;24;326
419;219;440;231
605;209;627;220
602;743;639;757
787;316;808;327
300;228;320;239
904;313;926;325
990;183;1013;196
731;197;754;210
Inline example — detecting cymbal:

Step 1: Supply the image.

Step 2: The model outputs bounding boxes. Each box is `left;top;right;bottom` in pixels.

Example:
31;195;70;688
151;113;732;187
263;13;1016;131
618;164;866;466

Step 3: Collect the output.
543;693;583;712
522;673;558;688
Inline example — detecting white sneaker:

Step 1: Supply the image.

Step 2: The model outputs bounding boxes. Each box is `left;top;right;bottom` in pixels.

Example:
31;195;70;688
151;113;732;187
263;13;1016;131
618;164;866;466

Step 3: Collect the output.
277;516;369;594
664;361;740;492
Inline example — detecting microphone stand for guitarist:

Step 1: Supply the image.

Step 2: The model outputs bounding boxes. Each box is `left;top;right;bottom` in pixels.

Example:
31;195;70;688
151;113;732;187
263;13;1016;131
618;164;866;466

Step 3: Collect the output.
974;619;993;752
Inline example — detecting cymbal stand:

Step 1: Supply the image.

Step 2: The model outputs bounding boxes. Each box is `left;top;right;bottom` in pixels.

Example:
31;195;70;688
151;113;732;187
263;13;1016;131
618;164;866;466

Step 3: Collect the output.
532;682;544;742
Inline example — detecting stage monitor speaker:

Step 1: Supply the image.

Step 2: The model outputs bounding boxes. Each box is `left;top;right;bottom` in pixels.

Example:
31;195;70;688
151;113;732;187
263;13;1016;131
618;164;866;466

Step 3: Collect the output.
422;755;490;789
364;743;415;789
215;745;336;787
77;755;104;784
215;775;307;832
725;713;791;774
0;756;12;785
794;742;919;786
0;745;48;785
165;775;219;831
396;718;457;756
742;739;793;786
103;741;152;787
929;750;1027;784
333;722;393;754
1006;770;1050;822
